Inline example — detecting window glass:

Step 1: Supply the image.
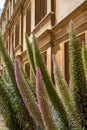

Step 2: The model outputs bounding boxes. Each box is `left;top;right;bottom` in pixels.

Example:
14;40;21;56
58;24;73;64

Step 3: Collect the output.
35;0;47;25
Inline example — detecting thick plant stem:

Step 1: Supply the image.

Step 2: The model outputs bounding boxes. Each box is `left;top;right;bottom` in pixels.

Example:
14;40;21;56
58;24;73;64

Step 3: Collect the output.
36;68;57;130
52;54;82;130
33;34;69;129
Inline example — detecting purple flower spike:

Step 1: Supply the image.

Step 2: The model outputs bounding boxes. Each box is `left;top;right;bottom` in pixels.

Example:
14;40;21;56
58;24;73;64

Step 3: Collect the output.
36;67;57;130
14;60;43;127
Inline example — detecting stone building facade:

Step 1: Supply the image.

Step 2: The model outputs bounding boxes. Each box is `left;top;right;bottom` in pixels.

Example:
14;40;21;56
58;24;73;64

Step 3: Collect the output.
0;0;87;84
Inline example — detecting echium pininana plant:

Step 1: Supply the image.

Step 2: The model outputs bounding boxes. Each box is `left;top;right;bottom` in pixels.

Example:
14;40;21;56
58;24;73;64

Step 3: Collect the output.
14;59;43;129
25;35;36;94
0;76;21;130
0;34;36;130
82;43;87;79
52;54;82;130
32;34;69;129
36;68;57;130
69;22;87;129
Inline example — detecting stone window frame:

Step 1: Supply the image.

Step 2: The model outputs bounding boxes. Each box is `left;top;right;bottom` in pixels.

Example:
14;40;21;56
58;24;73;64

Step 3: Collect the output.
35;0;47;26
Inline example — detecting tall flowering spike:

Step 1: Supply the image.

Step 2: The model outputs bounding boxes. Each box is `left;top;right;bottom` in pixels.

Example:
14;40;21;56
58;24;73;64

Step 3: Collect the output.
52;54;82;130
0;76;21;130
36;68;57;130
25;34;36;95
0;34;36;129
25;34;36;75
14;59;43;128
33;33;69;129
0;33;16;87
69;23;87;128
82;43;87;79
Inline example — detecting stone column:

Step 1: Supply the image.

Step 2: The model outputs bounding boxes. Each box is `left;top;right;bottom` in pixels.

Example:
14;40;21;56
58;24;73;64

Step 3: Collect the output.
85;31;87;46
23;12;26;51
14;25;15;48
10;0;13;16
47;47;52;77
55;42;65;77
19;15;21;45
8;34;10;55
12;0;13;14
47;0;51;14
9;31;12;55
61;42;65;76
8;1;10;20
31;0;35;31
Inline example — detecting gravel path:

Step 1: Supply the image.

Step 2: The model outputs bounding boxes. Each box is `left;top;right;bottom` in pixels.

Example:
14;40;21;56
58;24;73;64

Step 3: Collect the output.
0;115;8;130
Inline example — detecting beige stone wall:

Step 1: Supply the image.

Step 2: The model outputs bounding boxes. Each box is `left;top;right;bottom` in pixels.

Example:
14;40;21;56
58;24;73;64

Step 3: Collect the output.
56;0;85;23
